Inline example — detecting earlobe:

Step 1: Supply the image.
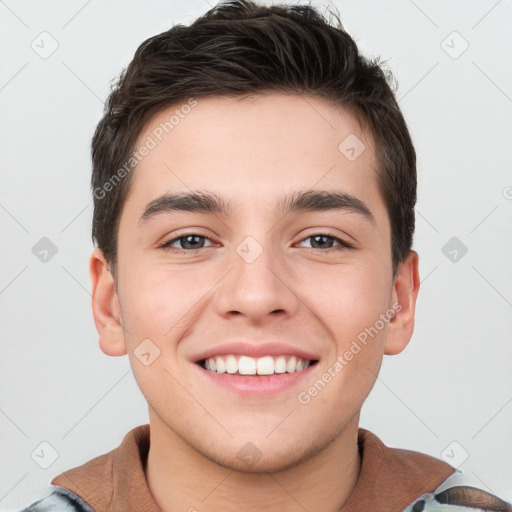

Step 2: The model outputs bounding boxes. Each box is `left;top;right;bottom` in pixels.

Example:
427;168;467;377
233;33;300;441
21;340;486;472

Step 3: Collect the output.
89;248;127;357
384;250;420;356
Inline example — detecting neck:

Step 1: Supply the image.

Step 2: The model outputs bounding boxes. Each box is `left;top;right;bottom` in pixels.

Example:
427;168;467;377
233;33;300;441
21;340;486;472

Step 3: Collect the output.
146;411;362;512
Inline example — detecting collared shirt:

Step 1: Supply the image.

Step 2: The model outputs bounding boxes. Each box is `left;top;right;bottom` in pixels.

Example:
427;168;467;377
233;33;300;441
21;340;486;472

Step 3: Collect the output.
16;424;512;512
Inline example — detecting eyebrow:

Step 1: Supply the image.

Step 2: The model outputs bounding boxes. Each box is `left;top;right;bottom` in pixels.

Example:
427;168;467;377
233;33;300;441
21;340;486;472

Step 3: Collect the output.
138;189;375;226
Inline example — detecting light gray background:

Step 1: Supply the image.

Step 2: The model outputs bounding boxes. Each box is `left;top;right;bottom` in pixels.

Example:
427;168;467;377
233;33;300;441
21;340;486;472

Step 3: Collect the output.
1;0;511;509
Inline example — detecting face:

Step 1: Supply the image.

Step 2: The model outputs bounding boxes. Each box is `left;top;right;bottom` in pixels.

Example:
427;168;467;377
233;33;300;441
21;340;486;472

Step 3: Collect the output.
91;93;418;473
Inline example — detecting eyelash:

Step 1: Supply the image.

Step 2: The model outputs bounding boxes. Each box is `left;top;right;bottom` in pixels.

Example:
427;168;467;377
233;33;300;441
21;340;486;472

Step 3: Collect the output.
158;231;354;254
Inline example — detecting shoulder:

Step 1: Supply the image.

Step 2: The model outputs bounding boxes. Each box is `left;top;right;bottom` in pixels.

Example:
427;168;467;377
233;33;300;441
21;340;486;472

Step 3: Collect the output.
15;486;93;512
356;429;511;511
402;470;512;512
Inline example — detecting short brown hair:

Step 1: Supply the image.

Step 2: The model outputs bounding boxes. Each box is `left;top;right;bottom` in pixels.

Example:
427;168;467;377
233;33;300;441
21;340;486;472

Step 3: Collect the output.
91;0;416;279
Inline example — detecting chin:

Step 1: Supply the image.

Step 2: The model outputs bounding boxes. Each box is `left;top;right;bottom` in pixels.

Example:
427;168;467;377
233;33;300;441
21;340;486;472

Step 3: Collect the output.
201;439;319;474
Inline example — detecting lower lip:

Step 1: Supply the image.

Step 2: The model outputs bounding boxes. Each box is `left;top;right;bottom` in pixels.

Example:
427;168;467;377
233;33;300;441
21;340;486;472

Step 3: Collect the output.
194;362;317;397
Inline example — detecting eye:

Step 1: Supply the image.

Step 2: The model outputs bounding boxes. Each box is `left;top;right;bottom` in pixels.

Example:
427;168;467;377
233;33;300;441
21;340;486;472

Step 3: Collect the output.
158;231;354;254
296;232;354;251
159;233;216;253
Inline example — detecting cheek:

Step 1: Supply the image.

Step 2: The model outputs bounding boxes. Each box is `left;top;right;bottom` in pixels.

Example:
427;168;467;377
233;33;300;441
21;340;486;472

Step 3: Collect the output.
306;263;391;343
120;264;210;342
119;267;200;400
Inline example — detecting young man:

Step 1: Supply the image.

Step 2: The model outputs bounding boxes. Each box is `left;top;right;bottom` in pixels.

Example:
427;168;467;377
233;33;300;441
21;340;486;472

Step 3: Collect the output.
18;1;511;511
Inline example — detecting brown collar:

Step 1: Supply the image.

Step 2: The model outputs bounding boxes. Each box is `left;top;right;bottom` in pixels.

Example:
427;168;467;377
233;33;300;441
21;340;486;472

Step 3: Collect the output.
51;424;455;511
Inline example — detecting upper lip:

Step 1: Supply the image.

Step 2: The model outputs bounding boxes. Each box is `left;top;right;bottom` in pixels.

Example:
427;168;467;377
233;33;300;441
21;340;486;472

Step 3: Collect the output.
192;341;320;363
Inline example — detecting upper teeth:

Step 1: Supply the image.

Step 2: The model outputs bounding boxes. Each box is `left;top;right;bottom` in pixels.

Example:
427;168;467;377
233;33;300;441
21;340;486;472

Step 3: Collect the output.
203;355;311;375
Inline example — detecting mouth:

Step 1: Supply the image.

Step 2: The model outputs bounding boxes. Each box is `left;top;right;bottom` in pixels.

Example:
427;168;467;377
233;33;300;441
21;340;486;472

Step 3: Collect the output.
197;354;319;376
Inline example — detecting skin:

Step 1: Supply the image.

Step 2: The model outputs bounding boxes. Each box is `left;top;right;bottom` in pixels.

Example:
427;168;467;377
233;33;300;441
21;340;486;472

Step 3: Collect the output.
90;93;420;512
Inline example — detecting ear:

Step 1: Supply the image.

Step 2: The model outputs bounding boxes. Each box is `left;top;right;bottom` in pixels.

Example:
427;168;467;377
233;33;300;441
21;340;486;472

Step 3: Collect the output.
90;248;127;356
384;250;420;356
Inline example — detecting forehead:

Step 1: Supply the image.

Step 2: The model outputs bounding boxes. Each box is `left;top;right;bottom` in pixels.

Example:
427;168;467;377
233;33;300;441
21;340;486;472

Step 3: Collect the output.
123;93;384;223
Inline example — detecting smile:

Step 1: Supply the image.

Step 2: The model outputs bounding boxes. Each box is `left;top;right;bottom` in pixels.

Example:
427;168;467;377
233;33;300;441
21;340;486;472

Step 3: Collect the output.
199;354;318;376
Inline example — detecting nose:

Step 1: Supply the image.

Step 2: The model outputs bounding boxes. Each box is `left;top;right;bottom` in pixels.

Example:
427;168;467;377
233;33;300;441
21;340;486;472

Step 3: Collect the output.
213;236;301;324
